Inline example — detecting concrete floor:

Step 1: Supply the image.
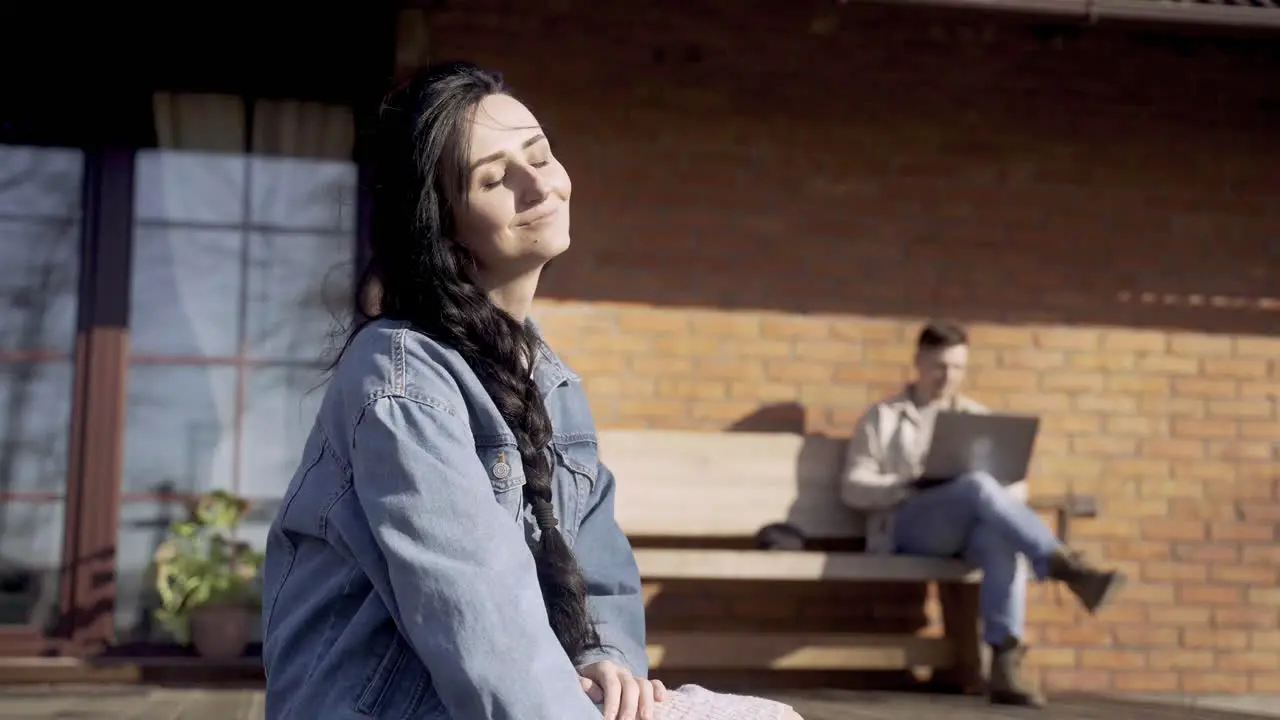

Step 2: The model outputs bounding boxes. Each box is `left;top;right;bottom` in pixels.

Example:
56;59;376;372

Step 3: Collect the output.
3;687;1279;720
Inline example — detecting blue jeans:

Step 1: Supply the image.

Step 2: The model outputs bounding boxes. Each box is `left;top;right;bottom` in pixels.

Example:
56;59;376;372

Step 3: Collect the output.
892;471;1062;645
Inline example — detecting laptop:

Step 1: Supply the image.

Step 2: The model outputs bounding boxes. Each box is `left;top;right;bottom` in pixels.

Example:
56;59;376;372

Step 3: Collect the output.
921;411;1041;485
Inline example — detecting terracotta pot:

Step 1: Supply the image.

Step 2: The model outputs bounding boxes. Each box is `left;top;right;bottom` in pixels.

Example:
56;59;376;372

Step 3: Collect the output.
189;604;254;660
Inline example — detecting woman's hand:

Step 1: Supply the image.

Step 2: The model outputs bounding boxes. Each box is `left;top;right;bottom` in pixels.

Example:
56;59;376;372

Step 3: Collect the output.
577;660;667;720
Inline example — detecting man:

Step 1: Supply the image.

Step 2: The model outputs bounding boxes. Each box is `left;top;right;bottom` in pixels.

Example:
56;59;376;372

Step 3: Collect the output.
841;321;1125;708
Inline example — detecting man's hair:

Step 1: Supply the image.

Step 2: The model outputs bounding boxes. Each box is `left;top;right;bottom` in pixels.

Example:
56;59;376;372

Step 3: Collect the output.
916;321;969;352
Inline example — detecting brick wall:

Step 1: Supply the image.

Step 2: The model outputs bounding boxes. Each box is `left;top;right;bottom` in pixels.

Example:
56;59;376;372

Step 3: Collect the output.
425;0;1280;694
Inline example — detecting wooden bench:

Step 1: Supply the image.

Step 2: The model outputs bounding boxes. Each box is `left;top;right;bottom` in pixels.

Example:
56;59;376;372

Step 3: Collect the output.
600;429;986;690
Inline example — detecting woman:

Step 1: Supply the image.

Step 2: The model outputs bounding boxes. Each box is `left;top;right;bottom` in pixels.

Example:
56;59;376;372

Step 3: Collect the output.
260;61;802;720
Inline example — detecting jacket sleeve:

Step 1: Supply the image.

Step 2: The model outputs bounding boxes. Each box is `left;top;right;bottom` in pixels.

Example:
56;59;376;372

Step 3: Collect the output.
840;406;913;511
350;393;600;720
571;461;649;678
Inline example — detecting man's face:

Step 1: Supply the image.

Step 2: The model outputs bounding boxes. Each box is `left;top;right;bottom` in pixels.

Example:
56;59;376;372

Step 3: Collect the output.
913;344;969;402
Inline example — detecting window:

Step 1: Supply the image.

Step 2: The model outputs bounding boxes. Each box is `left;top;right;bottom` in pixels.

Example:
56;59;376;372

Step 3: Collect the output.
115;95;357;641
0;146;82;631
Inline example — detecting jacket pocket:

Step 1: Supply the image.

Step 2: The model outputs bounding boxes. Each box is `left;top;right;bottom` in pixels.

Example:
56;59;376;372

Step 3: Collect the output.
353;634;444;718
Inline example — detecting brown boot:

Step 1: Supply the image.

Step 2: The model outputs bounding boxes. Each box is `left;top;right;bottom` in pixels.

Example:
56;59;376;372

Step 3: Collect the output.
988;637;1046;707
1049;550;1127;614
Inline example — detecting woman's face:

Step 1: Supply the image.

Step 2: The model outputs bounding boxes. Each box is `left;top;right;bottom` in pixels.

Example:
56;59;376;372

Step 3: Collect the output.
453;93;572;281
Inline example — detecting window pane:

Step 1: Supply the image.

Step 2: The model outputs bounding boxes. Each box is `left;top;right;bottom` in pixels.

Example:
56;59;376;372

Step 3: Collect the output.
0;146;82;217
239;367;326;500
129;227;243;358
249;157;357;233
245;232;353;362
121;365;237;495
0;501;65;631
0;219;80;354
0;361;73;495
0;146;82;354
115;500;190;643
133;150;246;225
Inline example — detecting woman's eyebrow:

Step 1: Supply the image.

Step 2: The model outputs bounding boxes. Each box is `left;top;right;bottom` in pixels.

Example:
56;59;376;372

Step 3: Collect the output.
469;133;546;171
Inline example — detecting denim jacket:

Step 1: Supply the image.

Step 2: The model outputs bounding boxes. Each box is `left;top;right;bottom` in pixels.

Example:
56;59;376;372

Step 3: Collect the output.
261;319;647;720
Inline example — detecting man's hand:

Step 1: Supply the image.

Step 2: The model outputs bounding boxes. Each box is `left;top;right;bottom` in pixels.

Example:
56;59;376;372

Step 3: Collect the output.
577;660;667;720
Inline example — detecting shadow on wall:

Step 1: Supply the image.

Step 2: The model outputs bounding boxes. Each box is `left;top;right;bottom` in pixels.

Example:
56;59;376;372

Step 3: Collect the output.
433;1;1280;337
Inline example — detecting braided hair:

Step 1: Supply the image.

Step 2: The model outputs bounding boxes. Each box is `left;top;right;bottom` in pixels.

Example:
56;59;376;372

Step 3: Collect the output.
352;61;600;661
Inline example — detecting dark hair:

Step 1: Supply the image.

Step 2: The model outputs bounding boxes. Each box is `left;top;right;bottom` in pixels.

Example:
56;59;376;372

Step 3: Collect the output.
352;61;600;661
916;320;968;352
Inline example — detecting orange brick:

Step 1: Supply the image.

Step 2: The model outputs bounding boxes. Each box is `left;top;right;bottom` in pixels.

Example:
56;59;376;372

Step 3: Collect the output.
695;358;765;380
1005;392;1073;413
1172;376;1239;398
655;378;728;401
759;314;829;340
1169;333;1234;356
632;356;695;376
969;368;1040;390
793;339;860;362
617;310;689;334
734;339;792;358
1141;518;1206;541
582;333;652;354
1203;358;1270;379
833;363;907;384
1210;564;1277;585
1235;336;1280;358
1181;672;1250;693
1036;328;1101;351
828;319;903;343
1148;649;1214;669
1137;355;1200;375
729;381;799;402
1041;371;1106;393
1177;584;1243;606
1106;372;1170;393
1137;478;1205;500
1171;418;1238;439
1101;330;1167;353
764;359;832;384
1104;415;1166;436
1071;352;1139;372
617;398;688;422
1080;649;1147;670
1209;522;1273;542
1148;606;1211;625
1113;671;1179;692
1000;348;1068;370
688;312;761;339
1112;625;1179;648
653;335;723;357
1182;627;1250;649
1072;436;1139;457
1041;668;1113;692
1213;606;1279;629
969;325;1036;348
1175;543;1241;563
1142;562;1207;583
1250;672;1280;693
1208;399;1273;418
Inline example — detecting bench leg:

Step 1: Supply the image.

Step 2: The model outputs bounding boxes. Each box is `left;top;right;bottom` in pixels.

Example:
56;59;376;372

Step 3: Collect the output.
934;581;985;695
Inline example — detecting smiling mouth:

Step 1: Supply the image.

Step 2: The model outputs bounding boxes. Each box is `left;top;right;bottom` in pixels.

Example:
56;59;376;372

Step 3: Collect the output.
518;204;560;227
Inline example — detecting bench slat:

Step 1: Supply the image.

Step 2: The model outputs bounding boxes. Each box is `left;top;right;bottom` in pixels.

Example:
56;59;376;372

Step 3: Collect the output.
646;632;955;670
601;429;862;539
635;549;981;582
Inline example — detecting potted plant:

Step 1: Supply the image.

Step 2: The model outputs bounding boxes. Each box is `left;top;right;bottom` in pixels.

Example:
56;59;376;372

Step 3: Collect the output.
152;490;264;659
